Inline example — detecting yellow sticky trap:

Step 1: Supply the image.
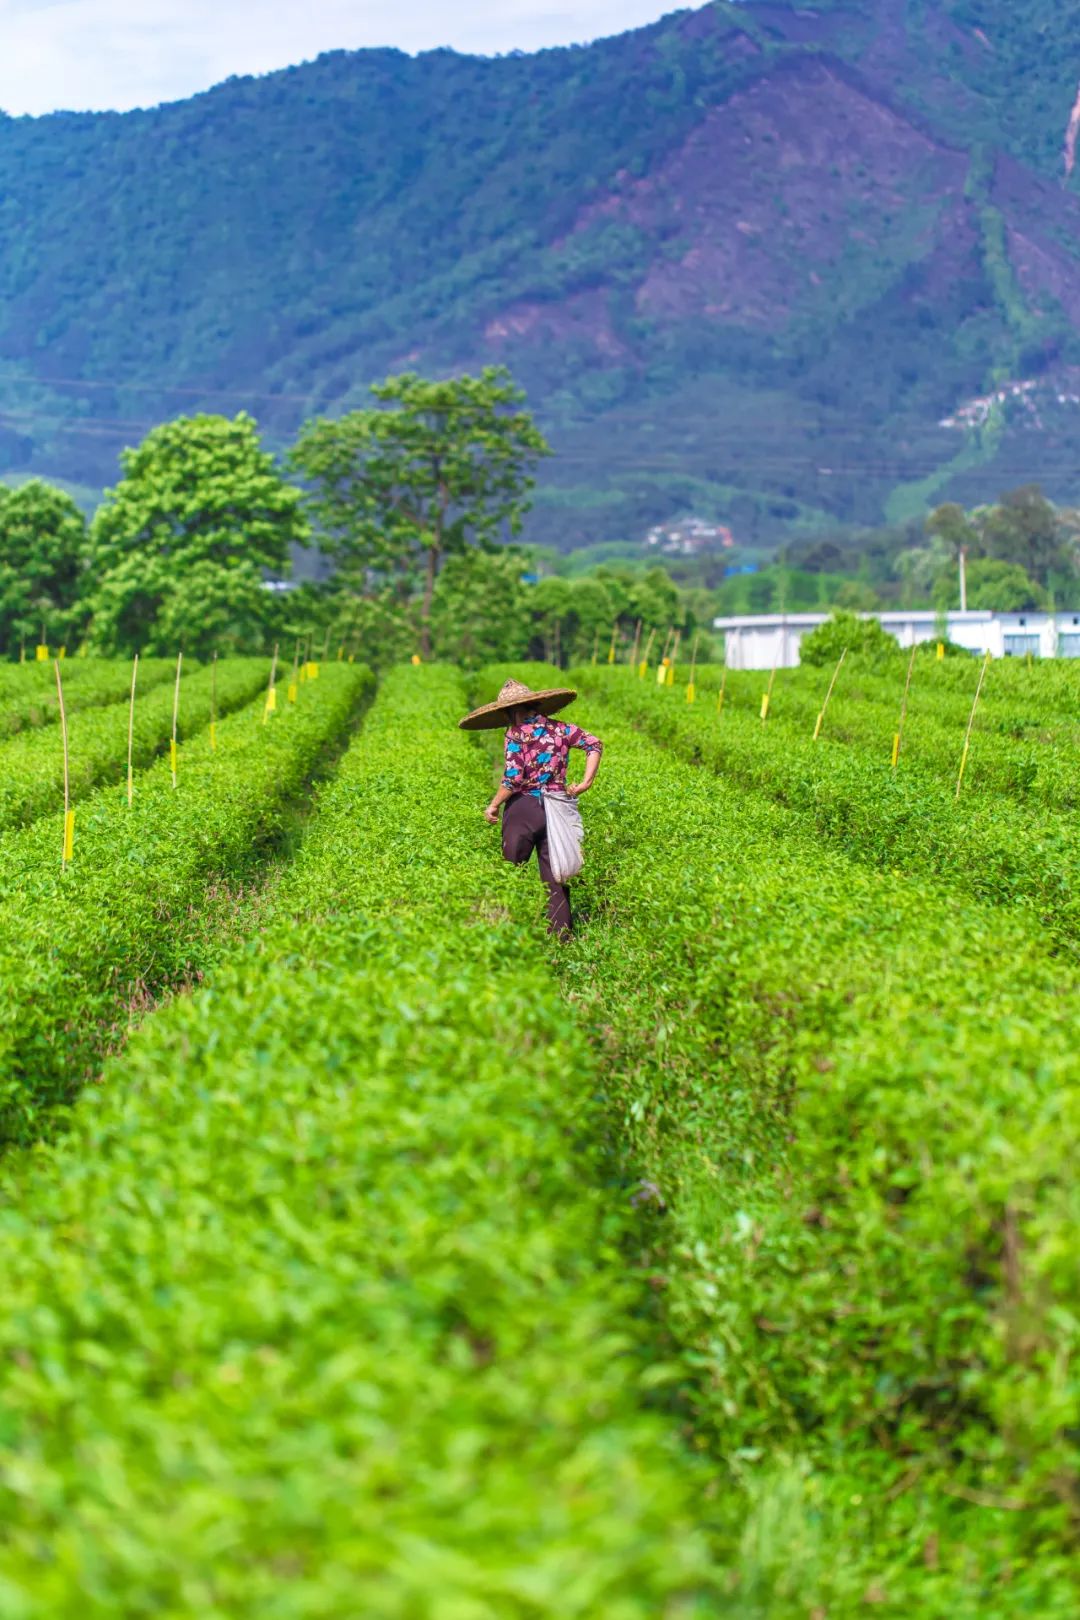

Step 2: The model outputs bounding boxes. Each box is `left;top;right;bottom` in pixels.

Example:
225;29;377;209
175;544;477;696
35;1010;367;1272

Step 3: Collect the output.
307;661;320;680
288;682;298;704
337;645;344;660
937;642;945;660
813;711;823;741
760;692;770;721
264;686;277;717
607;645;616;665
62;809;75;863
58;645;67;660
686;683;695;704
299;665;307;684
656;663;667;686
348;654;355;664
209;722;217;751
410;654;421;666
35;644;48;661
638;660;647;679
891;733;900;769
666;665;675;686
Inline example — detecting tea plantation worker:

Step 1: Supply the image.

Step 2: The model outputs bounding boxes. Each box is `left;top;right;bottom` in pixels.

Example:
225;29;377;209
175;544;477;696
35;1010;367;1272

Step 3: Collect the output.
458;677;603;937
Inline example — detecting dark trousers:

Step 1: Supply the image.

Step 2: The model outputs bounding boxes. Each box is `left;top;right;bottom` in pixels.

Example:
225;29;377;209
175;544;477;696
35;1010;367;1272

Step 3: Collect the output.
502;793;572;936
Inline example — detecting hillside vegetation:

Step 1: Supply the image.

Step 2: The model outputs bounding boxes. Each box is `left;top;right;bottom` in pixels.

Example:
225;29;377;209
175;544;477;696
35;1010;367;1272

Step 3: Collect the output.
0;0;1079;544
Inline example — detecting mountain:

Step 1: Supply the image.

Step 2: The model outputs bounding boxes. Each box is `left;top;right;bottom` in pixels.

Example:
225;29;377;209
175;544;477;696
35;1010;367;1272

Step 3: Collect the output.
1;0;1079;549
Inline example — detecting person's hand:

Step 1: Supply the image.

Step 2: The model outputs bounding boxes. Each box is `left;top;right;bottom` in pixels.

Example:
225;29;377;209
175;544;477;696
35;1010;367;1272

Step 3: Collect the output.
483;802;501;824
566;782;589;798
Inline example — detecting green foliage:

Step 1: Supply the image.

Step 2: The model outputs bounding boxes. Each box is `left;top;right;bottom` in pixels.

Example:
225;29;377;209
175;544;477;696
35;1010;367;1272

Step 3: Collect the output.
799;610;900;667
290;369;550;654
0;656;174;738
473;657;1079;1608
86;414;307;658
0;664;721;1613
430;545;531;665
965;558;1047;610
0;662;370;1144
0;658;268;833
0;480;88;652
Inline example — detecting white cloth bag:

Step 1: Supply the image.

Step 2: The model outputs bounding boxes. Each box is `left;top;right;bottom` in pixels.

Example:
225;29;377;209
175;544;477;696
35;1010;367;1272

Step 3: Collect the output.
542;789;585;884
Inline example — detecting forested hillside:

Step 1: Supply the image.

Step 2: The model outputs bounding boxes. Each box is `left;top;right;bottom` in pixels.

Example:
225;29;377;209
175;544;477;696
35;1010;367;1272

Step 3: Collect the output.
1;0;1079;546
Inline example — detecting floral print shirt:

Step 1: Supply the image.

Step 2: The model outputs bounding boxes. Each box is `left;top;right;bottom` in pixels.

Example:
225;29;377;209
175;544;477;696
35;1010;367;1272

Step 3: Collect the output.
502;712;603;797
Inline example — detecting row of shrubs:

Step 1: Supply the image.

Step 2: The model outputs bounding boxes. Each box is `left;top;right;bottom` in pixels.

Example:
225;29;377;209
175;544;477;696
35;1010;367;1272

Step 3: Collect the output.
577;666;1080;955
672;659;1080;809
0;661;371;1145
469;661;1078;1613
0;663;723;1615
0;657;270;833
0;655;177;737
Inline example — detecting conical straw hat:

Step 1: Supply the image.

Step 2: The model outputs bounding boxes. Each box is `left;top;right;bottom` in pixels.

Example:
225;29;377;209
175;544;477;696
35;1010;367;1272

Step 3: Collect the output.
458;676;578;731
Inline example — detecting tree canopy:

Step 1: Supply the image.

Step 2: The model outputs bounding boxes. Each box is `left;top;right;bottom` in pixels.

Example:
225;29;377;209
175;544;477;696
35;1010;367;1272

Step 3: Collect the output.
290;370;550;656
0;480;87;654
85;413;307;657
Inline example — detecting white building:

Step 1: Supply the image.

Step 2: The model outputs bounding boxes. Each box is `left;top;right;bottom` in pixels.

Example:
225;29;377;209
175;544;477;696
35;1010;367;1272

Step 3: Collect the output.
716;610;1080;670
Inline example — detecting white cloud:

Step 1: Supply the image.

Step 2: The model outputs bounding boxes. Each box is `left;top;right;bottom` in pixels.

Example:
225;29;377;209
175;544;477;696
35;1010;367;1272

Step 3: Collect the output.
0;1;698;116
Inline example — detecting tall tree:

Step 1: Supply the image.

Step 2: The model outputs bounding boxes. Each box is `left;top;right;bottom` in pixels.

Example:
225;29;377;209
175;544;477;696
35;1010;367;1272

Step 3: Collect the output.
290;369;550;657
86;413;307;657
0;480;87;654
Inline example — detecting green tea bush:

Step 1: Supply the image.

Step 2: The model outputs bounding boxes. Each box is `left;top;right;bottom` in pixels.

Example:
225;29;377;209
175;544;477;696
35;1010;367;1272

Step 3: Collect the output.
557;700;1080;1614
0;662;371;1144
577;667;1080;952
0;657;269;831
0;656;175;737
0;664;722;1616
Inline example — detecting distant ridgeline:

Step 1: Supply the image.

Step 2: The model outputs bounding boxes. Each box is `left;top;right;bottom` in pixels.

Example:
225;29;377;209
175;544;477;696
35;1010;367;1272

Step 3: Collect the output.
0;0;1078;545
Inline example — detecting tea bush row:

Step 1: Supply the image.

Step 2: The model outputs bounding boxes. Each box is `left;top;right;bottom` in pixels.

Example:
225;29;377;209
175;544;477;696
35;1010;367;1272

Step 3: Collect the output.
678;660;1080;810
0;656;175;738
563;696;1079;1615
0;663;722;1617
0;661;372;1145
576;667;1080;953
0;657;269;833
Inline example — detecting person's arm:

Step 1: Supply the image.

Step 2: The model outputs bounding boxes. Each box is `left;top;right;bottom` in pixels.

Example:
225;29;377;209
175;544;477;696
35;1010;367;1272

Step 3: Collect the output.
565;723;603;798
484;784;513;825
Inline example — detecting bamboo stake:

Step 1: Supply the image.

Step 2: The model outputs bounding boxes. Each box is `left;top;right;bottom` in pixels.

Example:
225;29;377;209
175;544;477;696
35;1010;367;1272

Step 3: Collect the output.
55;660;73;866
630;619;642;669
813;647;847;741
321;626;331;662
761;658;778;723
263;642;280;723
289;639;301;701
639;626;656;678
210;651;218;750
170;651;182;788
667;629;681;686
955;650;991;799
716;664;728;715
687;630;700;703
891;643;917;770
126;652;139;806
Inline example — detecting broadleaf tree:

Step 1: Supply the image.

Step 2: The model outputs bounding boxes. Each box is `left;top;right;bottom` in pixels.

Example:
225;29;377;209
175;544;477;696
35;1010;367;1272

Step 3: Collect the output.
0;479;88;654
86;413;308;657
290;368;551;657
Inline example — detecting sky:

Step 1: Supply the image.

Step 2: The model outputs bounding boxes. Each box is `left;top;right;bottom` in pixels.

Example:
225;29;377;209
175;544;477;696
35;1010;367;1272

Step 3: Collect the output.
0;0;696;116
